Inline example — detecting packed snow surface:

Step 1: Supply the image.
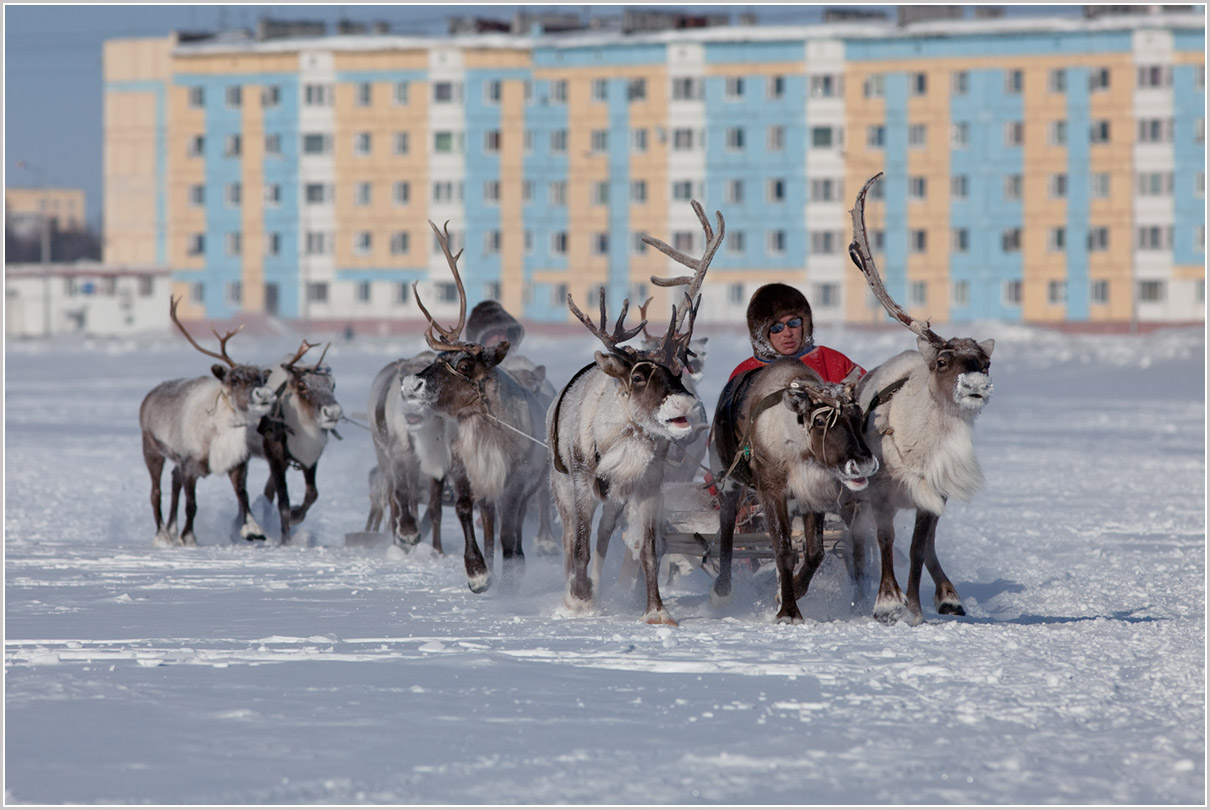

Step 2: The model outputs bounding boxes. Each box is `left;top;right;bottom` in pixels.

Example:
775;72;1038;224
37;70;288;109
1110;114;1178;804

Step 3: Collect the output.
4;322;1205;804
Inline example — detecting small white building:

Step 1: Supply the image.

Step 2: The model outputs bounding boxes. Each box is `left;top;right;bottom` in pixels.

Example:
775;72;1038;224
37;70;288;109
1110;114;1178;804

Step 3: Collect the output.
4;262;172;338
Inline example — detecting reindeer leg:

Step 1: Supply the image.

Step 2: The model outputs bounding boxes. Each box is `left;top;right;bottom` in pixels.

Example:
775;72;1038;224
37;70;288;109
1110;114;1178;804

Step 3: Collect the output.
871;504;907;623
592;501;623;589
711;485;740;604
629;497;675;626
230;463;266;542
563;480;597;613
533;468;559;556
390;468;421;548
918;511;965;617
453;473;490;593
142;433;171;545
427;477;444;554
499;498;527;592
180;474;200;547
288;464;319;525
262;434;291;542
792;512;827;602
759;493;802;624
903;510;933;626
480;500;497;572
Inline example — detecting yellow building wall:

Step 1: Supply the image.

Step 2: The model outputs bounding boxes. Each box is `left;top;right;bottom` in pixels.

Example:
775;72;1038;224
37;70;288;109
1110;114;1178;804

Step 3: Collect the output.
844;64;888;324
498;76;527;314
240;82;264;312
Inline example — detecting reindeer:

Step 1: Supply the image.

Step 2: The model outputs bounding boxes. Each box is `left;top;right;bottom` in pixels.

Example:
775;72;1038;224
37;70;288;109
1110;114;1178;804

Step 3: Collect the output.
401;221;549;592
368;350;456;552
847;172;996;625
709;360;879;623
241;340;343;543
548;201;721;625
139;296;275;546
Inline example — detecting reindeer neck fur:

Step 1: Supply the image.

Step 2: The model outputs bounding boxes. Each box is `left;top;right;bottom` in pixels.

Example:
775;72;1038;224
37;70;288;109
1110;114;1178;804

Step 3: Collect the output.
865;350;984;515
451;369;538;500
574;371;664;495
279;393;328;468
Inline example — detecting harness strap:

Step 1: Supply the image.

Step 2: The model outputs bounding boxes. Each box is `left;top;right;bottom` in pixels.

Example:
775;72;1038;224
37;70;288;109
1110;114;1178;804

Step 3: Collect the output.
551;362;599;475
862;377;907;434
716;387;793;488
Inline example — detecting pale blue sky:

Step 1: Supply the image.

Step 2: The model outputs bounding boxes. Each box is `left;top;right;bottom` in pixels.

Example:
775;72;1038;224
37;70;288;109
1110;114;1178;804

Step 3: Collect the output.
4;4;1081;230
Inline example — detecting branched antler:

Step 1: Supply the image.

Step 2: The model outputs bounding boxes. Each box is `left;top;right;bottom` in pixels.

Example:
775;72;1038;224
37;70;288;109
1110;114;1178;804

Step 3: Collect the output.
169;295;244;367
282;339;320;372
848;172;944;347
413;220;477;353
567;286;646;356
643;200;724;337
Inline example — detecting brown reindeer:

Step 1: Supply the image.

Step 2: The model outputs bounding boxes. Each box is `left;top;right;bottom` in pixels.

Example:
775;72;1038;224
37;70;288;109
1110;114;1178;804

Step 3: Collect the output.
400;221;549;592
139;296;275;546
847;172;996;625
240;340;343;543
548;201;722;625
710;360;879;623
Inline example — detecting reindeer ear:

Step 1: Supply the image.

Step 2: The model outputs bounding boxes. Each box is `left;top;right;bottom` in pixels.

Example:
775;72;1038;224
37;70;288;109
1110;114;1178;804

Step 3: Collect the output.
781;387;810;414
211;364;227;381
916;336;938;364
484;340;510;368
594;350;629;380
979;338;995;358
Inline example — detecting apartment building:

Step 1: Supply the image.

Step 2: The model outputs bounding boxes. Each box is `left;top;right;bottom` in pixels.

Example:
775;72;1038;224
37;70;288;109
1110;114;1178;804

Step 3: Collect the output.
102;10;1206;327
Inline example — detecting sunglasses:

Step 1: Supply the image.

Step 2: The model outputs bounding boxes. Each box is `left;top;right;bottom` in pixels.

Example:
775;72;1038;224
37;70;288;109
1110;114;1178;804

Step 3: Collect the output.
769;317;803;335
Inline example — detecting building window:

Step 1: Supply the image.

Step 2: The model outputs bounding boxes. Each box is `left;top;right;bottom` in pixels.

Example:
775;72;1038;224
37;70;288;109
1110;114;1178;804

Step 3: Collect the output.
672;128;696;151
354;132;372;155
355;182;372;206
591;129;608;153
1090;120;1111;144
1138;118;1175;143
810;230;838;255
1048;120;1067;146
1137;65;1172;88
304;83;332;106
631;128;648;153
1048;173;1068;198
810;178;837;202
627;78;646;101
1004;174;1023;200
1136;225;1173;251
266;232;281;257
189;184;205;207
1048;69;1066;93
768;75;785;99
433;81;459;103
484;180;501;203
674;232;694;252
394;80;409;105
485;79;502;104
1087;227;1109;251
1091;173;1111;199
225;85;242;107
354;232;372;256
1001;228;1022;253
1047;280;1066;305
952;228;969;253
809;74;837;98
355;82;371;106
593;233;609;255
910;229;928;253
1003;280;1022;306
631;233;647;255
725;127;745;151
307;282;329;303
630;180;647;203
911;72;927;96
393;181;410;205
484;230;501;255
1004;121;1024;147
672;76;701;100
550;80;567;103
815;282;839;308
811;127;836;149
593;181;609;205
225;280;242;305
1048;227;1066;251
305;231;331;255
951;174;969;199
767;125;785;151
1090;280;1109;305
909;281;927;306
726;179;744;204
863;74;885;98
305;183;332;204
767;230;786;255
434;131;454;153
188;135;205;157
551;232;568;255
908;176;927;200
394;132;410;155
1138;280;1165;303
729;283;745;305
1196;172;1206;199
1089;67;1111;92
672;180;694;202
484;130;501;153
551;129;567;153
725;76;744;99
264;183;281;207
591;78;608;101
354;281;371;303
225;183;242;207
1137;172;1174;196
226;232;242;257
522;180;534;202
549;181;566;206
188;86;204;108
866;125;885;148
264;133;282;156
431;181;457;203
138;276;154;297
302;133;331;154
951;70;969;95
949;122;967;148
224;134;241;157
1005;69;1023;94
952;280;970;307
727;230;746;255
767;178;786;203
187;234;205;256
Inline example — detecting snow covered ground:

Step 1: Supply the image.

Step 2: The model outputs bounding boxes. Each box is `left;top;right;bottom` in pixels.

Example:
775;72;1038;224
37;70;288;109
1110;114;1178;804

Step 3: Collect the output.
4;321;1205;804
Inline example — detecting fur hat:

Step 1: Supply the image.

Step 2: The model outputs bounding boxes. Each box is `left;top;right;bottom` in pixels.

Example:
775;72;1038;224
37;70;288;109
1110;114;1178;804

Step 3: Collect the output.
466;300;526;349
746;283;813;361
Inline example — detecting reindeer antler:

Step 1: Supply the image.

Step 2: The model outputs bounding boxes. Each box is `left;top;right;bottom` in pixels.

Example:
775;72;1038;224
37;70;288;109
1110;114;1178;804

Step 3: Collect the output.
643;200;724;337
848;172;944;346
169;295;244;368
413;220;477;353
282;339;320;372
311;342;331;372
567;286;646;356
636;297;656;342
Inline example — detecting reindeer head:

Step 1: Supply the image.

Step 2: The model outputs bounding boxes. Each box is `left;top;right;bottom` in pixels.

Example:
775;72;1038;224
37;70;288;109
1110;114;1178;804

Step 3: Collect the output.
779;374;879;491
169;296;274;421
270;340;343;431
848;172;995;417
637;298;709;385
402;222;511;418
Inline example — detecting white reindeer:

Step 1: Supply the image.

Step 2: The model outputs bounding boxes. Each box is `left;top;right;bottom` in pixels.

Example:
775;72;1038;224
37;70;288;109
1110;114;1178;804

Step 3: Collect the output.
847;172;996;625
139;297;275;546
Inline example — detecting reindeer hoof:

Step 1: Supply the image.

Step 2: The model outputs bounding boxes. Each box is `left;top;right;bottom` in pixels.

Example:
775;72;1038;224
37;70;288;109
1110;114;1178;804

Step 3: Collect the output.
937;599;966;616
774;610;804;625
555;596;595;618
709;582;732;607
644;609;678;626
179;532;198;547
393;532;420;550
532;538;559;556
466;571;491;594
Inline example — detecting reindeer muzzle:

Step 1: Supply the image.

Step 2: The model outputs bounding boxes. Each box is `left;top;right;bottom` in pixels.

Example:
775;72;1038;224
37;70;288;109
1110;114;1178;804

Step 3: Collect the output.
954;372;993;411
249;386;275;416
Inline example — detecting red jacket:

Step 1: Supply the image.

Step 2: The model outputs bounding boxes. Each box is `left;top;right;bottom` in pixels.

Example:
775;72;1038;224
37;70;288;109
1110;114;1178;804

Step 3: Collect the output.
728;345;865;383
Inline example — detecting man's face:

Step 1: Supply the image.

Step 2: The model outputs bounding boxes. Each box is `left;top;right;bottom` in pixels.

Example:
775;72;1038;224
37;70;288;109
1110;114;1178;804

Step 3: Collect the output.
769;314;804;356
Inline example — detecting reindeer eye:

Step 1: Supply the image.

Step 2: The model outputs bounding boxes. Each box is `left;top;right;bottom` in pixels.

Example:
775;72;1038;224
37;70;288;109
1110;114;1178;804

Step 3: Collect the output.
458;360;473;375
813;414;828;428
631;372;646;386
936;357;949;369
